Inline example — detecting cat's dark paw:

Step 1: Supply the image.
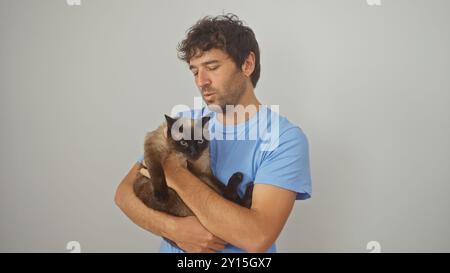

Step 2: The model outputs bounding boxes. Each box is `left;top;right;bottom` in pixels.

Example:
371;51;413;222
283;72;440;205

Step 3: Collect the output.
230;172;243;182
223;172;245;202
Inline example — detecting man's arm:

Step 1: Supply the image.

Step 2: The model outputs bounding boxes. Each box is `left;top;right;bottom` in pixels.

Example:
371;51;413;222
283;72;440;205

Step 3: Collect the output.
114;163;227;252
163;158;297;253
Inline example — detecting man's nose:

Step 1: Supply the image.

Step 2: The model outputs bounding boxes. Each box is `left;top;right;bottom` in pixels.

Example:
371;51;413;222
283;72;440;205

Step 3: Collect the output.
196;70;211;88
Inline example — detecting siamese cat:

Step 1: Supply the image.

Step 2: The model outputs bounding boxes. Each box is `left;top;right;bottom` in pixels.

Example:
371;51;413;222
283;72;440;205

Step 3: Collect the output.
134;114;253;219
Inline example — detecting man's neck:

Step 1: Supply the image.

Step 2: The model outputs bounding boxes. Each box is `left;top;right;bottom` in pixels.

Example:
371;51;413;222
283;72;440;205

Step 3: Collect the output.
216;88;261;125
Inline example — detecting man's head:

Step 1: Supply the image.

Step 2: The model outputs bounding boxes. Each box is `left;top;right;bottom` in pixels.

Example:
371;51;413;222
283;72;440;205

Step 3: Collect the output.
177;14;260;111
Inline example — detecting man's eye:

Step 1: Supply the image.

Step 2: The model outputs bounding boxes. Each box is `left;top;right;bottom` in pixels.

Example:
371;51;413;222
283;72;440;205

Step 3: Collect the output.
207;66;218;71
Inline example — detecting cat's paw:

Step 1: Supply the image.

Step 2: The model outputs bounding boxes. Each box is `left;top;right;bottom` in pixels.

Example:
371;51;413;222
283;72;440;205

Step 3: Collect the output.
230;172;243;182
226;172;244;191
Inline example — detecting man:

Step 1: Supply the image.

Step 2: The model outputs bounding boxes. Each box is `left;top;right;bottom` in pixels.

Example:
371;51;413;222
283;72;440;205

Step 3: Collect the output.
114;14;312;253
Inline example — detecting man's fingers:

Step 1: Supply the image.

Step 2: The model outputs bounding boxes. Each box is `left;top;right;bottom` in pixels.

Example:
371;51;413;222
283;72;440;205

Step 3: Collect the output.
177;242;218;253
139;167;151;178
209;243;226;251
212;236;227;245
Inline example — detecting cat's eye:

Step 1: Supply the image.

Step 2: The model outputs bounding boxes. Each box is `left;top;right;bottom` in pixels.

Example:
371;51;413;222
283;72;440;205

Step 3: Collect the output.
180;140;188;146
197;140;204;144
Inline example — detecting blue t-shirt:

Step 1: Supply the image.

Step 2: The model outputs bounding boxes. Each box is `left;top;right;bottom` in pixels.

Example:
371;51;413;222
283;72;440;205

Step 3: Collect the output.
137;106;312;253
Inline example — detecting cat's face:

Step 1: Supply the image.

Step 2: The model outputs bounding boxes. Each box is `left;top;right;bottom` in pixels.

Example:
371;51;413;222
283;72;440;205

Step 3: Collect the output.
165;115;211;160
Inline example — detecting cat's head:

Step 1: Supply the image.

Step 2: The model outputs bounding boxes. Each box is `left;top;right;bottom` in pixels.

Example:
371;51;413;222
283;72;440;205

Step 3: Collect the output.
164;114;211;160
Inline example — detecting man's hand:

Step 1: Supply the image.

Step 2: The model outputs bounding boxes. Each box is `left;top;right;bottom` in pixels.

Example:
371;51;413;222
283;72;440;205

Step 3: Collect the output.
161;153;187;188
169;216;228;253
139;154;186;186
139;164;151;178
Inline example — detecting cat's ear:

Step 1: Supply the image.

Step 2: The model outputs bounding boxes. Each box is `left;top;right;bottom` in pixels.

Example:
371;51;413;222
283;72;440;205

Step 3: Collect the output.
201;115;211;127
165;114;176;125
164;114;176;137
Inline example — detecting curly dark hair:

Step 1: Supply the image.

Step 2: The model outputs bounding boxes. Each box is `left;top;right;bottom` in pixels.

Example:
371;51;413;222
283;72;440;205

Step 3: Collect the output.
177;13;261;88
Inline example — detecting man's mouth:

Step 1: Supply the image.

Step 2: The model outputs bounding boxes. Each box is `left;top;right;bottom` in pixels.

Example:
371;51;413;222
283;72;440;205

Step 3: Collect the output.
203;92;215;101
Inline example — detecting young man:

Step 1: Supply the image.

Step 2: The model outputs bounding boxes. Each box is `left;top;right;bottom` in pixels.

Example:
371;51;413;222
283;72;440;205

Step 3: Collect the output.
115;14;312;253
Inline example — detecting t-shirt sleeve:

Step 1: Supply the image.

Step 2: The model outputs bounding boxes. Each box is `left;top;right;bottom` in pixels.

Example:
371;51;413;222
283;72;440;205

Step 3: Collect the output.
254;127;312;200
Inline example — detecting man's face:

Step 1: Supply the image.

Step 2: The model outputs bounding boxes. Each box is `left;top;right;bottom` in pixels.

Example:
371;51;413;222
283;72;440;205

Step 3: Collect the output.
189;48;248;112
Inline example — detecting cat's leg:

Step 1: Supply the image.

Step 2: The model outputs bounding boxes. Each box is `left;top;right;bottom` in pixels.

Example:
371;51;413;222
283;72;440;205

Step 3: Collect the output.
225;173;253;208
227;172;243;192
149;161;169;202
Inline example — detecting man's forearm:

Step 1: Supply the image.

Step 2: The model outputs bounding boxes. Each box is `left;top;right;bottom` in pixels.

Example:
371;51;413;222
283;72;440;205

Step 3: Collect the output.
166;168;269;252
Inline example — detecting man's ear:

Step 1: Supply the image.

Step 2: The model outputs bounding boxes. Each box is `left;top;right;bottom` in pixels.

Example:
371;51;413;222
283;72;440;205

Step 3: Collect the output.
241;51;256;77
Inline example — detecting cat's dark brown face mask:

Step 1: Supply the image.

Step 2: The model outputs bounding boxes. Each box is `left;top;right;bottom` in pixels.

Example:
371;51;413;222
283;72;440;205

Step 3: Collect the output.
164;115;211;161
